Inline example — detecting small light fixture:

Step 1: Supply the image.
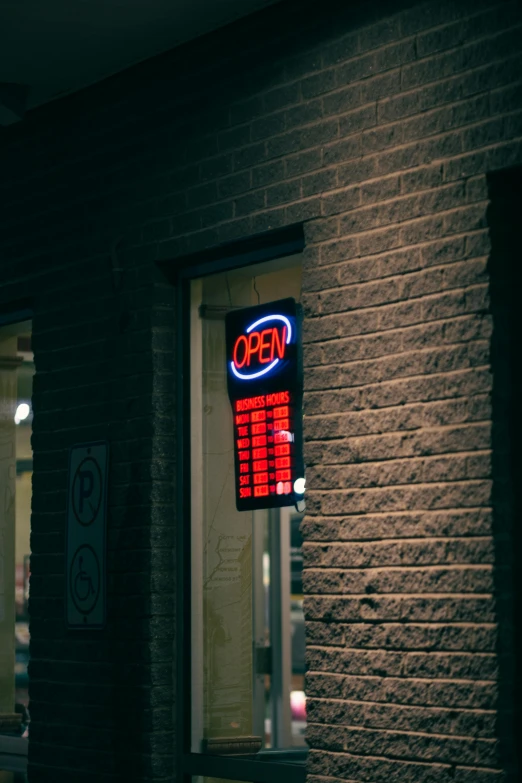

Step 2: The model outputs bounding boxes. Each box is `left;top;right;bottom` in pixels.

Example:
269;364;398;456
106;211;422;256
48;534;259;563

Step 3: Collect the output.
294;477;306;495
14;403;30;425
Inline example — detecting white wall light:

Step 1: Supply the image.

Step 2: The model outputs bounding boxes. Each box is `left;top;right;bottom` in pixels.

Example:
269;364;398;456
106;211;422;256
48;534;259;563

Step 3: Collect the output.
14;402;30;425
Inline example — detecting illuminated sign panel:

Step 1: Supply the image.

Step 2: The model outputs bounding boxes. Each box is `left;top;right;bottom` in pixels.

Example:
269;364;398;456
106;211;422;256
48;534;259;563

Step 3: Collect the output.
226;298;304;512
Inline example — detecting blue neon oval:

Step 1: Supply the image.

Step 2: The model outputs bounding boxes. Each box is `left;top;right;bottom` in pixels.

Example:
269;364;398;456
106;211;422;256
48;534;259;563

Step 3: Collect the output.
230;358;279;380
231;313;292;381
246;314;292;344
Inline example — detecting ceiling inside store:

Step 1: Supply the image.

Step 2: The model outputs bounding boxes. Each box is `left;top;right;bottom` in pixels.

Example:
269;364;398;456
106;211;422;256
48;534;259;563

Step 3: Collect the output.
0;0;280;118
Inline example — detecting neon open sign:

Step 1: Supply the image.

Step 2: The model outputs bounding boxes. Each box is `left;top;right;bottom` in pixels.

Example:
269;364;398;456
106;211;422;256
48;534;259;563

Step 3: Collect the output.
226;298;304;512
231;314;292;380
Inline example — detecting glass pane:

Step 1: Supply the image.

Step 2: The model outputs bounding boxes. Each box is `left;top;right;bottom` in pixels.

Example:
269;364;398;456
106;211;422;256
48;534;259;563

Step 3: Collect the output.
191;275;257;755
190;257;302;756
289;513;306;747
0;322;32;742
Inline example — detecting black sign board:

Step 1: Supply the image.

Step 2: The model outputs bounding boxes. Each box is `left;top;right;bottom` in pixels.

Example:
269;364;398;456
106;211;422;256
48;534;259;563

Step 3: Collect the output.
225;297;304;512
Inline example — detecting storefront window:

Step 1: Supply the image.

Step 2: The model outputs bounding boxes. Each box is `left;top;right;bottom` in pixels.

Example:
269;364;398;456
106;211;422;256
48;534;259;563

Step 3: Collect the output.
189;256;306;760
0;320;32;781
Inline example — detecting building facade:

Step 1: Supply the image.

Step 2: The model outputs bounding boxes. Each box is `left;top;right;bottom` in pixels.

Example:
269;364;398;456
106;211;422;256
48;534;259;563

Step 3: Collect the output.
0;0;521;780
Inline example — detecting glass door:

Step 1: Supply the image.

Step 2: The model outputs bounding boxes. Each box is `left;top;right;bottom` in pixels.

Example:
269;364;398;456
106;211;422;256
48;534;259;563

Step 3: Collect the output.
187;251;307;775
252;508;306;752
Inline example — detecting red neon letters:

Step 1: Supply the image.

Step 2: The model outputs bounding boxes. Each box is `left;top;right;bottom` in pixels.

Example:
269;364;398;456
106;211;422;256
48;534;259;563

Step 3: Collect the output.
233;325;287;370
232;389;296;506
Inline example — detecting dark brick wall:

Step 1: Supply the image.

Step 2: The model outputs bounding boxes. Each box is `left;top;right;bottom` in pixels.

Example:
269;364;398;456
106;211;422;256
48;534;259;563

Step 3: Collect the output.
0;0;521;780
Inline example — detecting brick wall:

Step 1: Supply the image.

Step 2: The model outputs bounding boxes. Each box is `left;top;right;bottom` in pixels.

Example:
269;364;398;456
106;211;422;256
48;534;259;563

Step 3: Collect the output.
1;0;521;780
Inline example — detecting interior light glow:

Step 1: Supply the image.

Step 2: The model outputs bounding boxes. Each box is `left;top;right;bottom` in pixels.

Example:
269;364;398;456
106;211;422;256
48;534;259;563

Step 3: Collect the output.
290;690;306;721
294;477;306;495
14;403;30;425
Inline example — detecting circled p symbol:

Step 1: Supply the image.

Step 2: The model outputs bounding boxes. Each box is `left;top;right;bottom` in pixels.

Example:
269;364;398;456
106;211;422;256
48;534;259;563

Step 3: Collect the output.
72;457;102;526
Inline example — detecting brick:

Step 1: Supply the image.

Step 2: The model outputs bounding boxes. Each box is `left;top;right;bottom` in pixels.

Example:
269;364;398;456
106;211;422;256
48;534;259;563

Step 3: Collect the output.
198;200;233;225
338;155;378;185
301;507;493;541
454;768;508;783
461;117;505;151
323;84;362;116
490;81;522;115
217;170;251;198
304;216;339;243
421;53;522;113
400;215;445;246
323;31;360;67
217;123;251;152
267;121;332;157
444;149;489;182
403;28;522;93
361;70;401;102
284;48;322;80
362;123;403;154
285;99;323;128
401;164;443;194
301;68;337;99
465;230;491;259
306;592;496;624
503;108;522;138
250;206;286;233
361;176;401;204
300;119;339;149
307;695;496;736
186;181;217;208
335;51;376;86
485;137;522;171
359;16;401;52
251;112;286;141
233;141;266;170
263;82;301;113
443;204;488;235
378;91;422;124
339;197;416;235
319;237;359;265
285;148;323;177
310;479;493;516
416;5;522;58
302;168;338;197
234;189;266;216
322;186;361;216
349;42;416;87
199;153;232;180
252;159;285;187
229;94;263;125
339;103;377;136
266;179;302;206
285;196;322;223
303;266;339;294
306;723;499;767
402;96;491;144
